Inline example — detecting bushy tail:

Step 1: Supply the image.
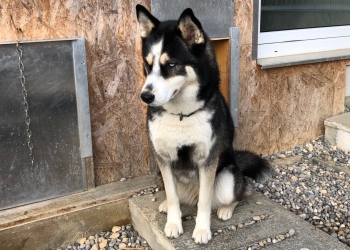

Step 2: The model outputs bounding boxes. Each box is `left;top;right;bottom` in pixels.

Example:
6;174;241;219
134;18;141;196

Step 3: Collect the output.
234;150;273;183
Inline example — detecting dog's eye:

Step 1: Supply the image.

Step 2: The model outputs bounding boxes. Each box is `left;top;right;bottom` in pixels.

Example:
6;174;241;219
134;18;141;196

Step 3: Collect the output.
167;63;176;68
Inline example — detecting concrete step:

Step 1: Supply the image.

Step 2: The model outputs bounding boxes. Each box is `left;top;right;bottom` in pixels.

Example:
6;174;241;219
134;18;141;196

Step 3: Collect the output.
0;175;158;250
129;191;348;250
325;112;350;152
345;96;350;112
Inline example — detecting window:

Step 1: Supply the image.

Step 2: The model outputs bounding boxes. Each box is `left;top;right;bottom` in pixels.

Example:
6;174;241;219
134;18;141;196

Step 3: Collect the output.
257;0;350;59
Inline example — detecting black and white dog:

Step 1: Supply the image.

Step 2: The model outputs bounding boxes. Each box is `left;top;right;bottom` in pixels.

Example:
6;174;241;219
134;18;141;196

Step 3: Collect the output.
136;5;272;244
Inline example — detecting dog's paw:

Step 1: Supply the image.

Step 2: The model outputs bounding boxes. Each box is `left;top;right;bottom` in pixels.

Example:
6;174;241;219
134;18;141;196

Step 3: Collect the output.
164;222;183;238
159;200;167;213
192;227;212;244
217;206;233;221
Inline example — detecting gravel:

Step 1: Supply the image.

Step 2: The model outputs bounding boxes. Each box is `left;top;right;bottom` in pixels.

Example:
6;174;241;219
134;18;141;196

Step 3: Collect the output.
55;224;151;250
255;135;350;247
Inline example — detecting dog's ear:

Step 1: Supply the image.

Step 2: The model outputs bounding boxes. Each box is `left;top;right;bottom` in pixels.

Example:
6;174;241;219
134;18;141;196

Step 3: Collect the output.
177;8;205;46
136;4;160;38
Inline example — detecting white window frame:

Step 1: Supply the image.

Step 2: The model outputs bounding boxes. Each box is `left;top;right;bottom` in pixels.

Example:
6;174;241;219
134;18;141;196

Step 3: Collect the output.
257;0;350;59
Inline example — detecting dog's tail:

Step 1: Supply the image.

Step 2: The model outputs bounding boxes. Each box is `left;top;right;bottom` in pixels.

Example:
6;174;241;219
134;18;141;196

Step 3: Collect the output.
234;150;273;183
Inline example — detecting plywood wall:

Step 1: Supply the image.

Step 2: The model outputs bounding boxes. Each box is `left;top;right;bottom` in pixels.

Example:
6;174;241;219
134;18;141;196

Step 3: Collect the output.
234;0;350;155
0;0;151;186
2;0;349;187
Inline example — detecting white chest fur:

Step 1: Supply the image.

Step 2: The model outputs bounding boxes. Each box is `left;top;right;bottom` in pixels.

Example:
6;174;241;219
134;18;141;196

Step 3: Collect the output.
149;110;215;164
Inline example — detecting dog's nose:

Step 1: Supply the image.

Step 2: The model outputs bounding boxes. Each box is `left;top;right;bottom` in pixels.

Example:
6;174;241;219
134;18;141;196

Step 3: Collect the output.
140;92;155;104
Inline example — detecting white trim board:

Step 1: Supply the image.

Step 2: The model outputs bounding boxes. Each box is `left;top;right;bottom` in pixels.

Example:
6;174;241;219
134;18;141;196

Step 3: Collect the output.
257;48;350;69
258;36;350;59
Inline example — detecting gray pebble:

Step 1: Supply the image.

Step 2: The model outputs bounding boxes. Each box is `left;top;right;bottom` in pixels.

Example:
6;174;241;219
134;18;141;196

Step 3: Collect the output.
331;233;338;238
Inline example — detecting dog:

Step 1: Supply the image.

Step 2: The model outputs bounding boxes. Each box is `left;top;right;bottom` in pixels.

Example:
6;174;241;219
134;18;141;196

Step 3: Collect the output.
135;5;272;244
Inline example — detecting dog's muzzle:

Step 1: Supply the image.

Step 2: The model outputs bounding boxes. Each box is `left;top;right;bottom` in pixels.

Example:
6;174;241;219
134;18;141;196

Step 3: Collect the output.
140;92;155;104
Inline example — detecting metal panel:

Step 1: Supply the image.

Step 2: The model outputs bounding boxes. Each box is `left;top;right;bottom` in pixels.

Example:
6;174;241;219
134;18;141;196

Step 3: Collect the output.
72;39;93;158
151;0;234;39
230;27;241;128
0;39;91;210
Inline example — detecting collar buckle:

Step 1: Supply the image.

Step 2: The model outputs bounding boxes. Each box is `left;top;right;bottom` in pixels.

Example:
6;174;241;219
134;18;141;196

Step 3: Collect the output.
170;106;204;121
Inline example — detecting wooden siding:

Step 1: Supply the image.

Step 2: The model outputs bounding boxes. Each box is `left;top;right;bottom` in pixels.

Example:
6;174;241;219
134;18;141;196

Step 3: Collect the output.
233;0;350;155
1;0;349;187
0;0;151;185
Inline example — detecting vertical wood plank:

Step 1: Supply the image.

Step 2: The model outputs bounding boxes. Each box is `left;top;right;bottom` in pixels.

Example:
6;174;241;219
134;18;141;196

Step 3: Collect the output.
212;39;230;104
85;157;95;189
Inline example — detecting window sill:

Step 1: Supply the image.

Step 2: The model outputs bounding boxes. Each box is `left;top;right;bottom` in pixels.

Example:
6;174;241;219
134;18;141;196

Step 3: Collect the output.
257;48;350;69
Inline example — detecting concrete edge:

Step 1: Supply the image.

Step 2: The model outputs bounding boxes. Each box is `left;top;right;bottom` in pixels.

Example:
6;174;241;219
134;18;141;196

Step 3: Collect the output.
324;120;350;133
0;175;159;250
0;175;158;230
0;199;130;250
129;199;175;250
345;96;350;104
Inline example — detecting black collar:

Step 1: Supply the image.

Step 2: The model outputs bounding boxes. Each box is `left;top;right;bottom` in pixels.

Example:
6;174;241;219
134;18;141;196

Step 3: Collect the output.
170;106;205;121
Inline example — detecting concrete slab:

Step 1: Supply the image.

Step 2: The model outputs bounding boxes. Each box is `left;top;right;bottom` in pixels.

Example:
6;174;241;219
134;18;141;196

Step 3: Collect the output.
325;113;350;151
1;199;130;250
345;96;350;106
0;175;158;250
129;191;348;250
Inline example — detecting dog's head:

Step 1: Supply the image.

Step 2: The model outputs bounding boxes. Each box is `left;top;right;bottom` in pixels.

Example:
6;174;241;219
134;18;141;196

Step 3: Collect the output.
136;5;213;106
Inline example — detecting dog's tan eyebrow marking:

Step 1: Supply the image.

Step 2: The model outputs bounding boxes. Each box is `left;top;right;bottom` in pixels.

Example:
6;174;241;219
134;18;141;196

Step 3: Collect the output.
159;53;169;65
146;53;153;65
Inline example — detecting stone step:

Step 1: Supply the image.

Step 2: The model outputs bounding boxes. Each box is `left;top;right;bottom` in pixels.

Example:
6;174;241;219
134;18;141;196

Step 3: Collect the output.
325;112;350;152
129;191;348;250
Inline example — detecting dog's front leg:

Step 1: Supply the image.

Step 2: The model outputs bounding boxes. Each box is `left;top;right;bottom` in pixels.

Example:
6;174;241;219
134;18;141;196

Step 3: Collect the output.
158;161;183;238
192;166;216;244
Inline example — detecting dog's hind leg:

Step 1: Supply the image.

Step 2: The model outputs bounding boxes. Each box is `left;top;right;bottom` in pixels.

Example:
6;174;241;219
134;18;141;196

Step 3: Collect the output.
217;201;238;220
212;170;239;221
159;200;168;213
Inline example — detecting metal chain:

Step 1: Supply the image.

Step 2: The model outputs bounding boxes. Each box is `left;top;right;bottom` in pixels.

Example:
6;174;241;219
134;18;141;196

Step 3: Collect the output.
16;42;34;167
